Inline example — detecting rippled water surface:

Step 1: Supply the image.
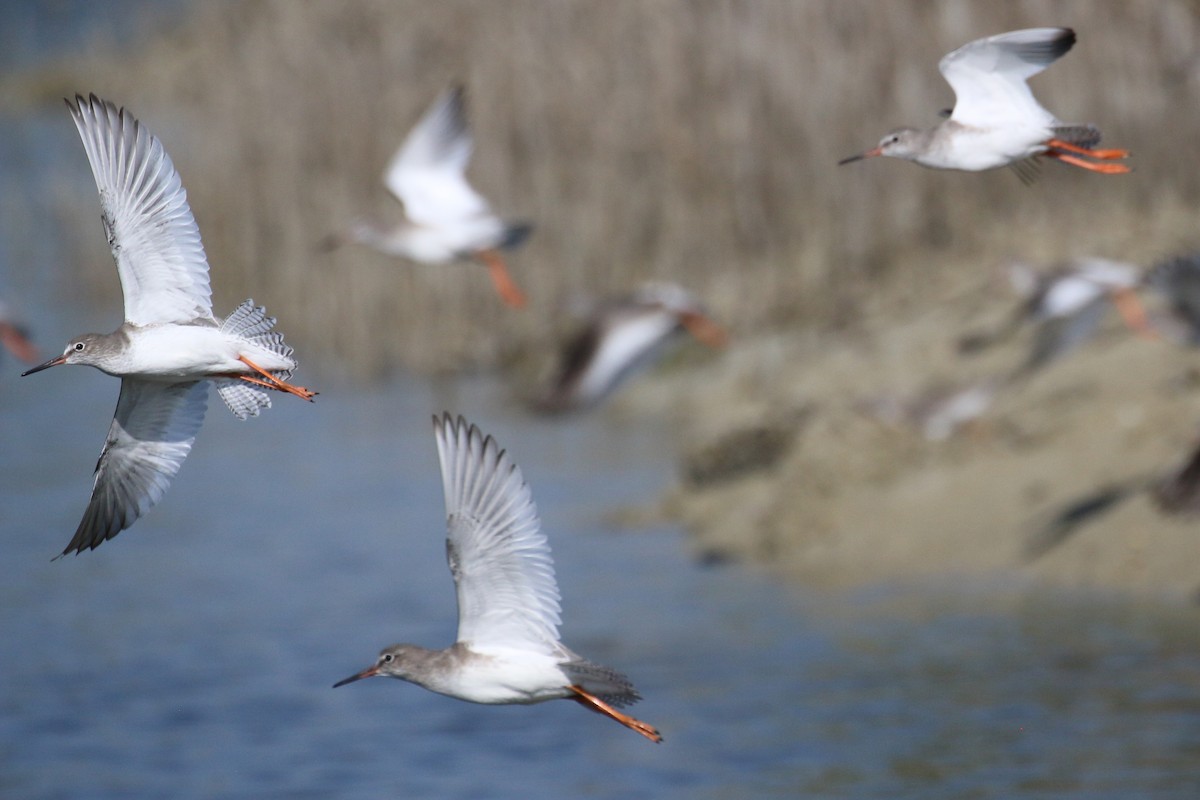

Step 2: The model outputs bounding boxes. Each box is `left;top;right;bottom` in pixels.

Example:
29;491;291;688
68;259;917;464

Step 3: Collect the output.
4;363;1200;799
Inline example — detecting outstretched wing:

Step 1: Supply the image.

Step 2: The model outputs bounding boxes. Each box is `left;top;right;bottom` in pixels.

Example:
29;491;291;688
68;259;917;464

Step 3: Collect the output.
68;94;213;326
61;378;208;556
432;413;562;652
382;86;492;228
941;28;1073;129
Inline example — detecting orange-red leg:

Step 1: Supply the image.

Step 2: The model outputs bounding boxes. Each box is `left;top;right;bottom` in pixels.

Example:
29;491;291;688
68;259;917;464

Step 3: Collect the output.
1046;138;1130;160
477;249;527;309
1110;287;1158;340
1044;150;1131;174
237;355;318;401
568;685;662;744
236;374;280;391
0;323;38;364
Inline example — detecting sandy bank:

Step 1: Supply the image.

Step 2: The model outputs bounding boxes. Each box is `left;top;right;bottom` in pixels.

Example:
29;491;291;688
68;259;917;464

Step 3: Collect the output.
620;264;1200;604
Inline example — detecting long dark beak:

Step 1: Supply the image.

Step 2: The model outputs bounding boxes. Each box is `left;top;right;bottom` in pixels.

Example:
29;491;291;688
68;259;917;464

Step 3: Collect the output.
838;146;883;166
332;664;379;688
21;354;66;376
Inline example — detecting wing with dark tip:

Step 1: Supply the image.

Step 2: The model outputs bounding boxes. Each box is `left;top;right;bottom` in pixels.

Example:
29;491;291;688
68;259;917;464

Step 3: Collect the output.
62;378;208;556
382;86;492;227
432;413;562;652
68;94;213;327
941;28;1073;129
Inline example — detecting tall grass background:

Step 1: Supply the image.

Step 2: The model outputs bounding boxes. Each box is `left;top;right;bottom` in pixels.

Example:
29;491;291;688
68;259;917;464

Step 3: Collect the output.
10;0;1200;377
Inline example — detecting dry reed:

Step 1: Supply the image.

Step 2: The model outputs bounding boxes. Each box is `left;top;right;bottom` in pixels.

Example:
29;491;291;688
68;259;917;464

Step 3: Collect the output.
18;0;1200;376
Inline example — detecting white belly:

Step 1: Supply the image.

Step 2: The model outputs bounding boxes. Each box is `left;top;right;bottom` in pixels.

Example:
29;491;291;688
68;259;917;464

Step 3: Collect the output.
124;325;295;379
922;126;1050;171
424;650;570;706
392;217;507;263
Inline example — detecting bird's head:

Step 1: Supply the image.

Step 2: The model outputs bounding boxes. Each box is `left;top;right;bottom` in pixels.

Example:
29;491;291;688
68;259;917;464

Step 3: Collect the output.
839;127;924;164
333;643;426;687
21;333;106;376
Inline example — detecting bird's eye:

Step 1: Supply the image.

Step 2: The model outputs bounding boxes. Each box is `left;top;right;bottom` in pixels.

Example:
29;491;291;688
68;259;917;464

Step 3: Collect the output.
382;653;394;664
73;342;86;352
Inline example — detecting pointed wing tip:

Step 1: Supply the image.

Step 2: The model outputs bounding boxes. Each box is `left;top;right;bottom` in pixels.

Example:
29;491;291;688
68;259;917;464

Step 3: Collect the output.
1007;26;1076;61
1050;27;1076;56
433;412;504;462
432;411;469;443
66;93;116;118
433;413;521;512
55;525;109;559
443;84;468;118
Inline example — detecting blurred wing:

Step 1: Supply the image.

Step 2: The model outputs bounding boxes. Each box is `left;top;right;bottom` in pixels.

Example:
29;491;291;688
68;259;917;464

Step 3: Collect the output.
1150;255;1200;343
382;86;492;227
570;309;680;406
1023;298;1108;374
68;94;213;327
941;28;1073;128
62;378;208;556
433;414;562;651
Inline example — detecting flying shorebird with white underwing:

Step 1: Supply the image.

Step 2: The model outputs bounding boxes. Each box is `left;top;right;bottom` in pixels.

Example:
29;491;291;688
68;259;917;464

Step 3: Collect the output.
839;27;1130;179
23;94;316;557
531;282;728;414
334;414;662;744
960;258;1153;377
323;85;532;308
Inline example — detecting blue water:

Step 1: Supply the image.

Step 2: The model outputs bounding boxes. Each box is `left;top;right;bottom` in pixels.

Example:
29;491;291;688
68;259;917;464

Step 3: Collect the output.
3;7;1200;798
4;367;1200;799
0;0;188;70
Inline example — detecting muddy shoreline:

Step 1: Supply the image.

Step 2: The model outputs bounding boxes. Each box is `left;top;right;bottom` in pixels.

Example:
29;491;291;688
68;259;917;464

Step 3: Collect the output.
618;264;1200;605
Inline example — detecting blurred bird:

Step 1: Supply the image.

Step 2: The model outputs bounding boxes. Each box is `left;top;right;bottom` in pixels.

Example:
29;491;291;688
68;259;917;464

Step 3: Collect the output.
959;258;1152;377
334;414;662;744
0;296;38;365
323;85;531;308
23;94;316;557
530;282;728;413
839;28;1130;178
1145;253;1200;345
856;377;1001;442
1025;436;1200;560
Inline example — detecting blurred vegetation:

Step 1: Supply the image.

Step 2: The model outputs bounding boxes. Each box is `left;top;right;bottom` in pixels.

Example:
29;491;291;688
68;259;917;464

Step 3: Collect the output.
11;0;1200;376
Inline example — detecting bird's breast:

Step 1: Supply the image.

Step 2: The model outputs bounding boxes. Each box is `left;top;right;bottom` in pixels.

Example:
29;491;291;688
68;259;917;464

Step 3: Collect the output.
425;649;571;705
122;325;248;378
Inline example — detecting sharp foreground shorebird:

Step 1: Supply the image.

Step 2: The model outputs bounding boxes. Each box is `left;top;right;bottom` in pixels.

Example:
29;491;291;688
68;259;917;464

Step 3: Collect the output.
23;95;316;557
325;85;532;308
839;28;1130;177
533;282;728;413
334;414;662;744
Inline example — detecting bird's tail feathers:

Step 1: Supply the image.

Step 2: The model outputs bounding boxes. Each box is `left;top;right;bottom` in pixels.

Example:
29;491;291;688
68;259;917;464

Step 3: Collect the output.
1051;124;1102;150
499;222;534;251
563;658;641;708
215;380;272;420
221;299;295;381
